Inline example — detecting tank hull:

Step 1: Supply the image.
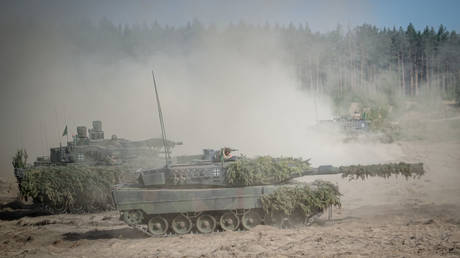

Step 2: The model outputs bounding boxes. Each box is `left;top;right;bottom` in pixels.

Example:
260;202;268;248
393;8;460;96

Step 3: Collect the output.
112;185;279;215
111;184;291;235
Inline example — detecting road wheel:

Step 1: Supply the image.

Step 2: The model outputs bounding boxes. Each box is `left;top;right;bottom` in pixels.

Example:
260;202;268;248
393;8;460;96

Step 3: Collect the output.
242;210;262;230
196;214;216;233
147;216;168;235
123;210;144;225
171;214;192;234
220;212;240;231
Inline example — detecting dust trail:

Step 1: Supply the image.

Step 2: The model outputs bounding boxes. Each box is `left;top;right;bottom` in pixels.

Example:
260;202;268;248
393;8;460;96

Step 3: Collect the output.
0;20;411;178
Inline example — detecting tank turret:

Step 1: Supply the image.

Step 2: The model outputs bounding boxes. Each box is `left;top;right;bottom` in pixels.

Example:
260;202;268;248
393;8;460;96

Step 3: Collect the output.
30;120;181;167
138;148;338;188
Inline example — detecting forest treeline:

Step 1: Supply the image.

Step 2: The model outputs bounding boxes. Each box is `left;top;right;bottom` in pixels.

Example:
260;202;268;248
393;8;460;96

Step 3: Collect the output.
2;18;460;103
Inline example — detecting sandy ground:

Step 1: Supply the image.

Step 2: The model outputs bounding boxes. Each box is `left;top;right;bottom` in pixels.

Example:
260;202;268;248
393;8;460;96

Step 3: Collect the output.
1;111;460;257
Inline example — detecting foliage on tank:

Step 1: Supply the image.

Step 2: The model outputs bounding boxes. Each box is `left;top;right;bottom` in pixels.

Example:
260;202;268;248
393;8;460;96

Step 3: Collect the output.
225;156;311;186
260;180;341;220
12;149;28;169
18;165;121;212
339;162;425;180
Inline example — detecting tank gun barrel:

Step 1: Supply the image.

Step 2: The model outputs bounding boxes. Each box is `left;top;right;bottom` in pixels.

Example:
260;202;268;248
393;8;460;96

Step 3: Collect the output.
297;162;425;180
301;165;341;176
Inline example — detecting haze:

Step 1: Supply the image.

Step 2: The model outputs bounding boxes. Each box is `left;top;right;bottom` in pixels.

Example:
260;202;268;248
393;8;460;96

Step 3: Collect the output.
1;0;459;178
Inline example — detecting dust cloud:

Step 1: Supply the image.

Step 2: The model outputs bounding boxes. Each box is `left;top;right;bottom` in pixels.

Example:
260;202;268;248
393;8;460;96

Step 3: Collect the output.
1;21;405;180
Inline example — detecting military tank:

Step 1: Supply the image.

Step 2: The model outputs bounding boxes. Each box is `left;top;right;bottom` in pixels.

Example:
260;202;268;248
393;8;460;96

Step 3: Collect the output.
112;148;345;235
13;120;182;213
112;148;424;235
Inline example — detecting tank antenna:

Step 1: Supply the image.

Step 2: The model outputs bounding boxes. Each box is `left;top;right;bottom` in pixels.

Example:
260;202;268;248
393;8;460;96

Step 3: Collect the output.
152;70;170;167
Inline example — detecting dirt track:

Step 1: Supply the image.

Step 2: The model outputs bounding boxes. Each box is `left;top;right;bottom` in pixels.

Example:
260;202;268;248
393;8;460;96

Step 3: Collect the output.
1;203;460;258
1;114;460;257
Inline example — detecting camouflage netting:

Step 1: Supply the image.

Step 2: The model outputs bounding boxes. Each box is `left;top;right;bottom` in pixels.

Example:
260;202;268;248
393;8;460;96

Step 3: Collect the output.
12;149;28;169
18;165;121;213
261;180;341;221
225;156;310;186
339;162;425;180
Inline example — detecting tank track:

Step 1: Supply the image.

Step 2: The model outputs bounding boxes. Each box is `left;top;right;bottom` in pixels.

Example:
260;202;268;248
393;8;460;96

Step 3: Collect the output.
121;208;331;236
121;209;261;236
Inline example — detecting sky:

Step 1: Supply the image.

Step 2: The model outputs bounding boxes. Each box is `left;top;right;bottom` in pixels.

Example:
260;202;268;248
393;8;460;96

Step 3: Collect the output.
1;0;460;32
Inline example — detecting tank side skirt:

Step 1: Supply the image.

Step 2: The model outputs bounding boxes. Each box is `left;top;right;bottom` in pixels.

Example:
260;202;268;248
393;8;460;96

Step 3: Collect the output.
114;185;279;215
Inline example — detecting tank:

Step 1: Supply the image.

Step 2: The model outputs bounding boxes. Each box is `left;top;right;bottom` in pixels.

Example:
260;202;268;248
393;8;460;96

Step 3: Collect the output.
314;102;372;134
13;120;183;213
112;148;341;235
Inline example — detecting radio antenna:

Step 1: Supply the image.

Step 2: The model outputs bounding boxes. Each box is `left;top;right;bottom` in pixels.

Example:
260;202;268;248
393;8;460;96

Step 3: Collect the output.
152;70;170;167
